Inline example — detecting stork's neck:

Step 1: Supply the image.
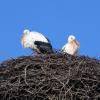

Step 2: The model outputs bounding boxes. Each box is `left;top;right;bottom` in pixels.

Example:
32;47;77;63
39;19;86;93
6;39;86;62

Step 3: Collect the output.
68;41;76;46
69;40;80;48
25;33;29;36
68;41;74;44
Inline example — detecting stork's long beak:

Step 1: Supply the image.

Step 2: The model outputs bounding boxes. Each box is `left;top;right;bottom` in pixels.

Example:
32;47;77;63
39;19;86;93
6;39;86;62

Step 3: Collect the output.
74;40;80;48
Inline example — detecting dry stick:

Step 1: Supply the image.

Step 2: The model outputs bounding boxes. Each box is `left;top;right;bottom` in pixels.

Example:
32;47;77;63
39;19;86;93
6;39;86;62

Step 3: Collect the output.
65;84;74;95
51;75;65;100
59;82;73;100
14;62;26;69
24;89;34;94
41;65;47;75
52;75;65;86
76;60;84;73
24;64;31;85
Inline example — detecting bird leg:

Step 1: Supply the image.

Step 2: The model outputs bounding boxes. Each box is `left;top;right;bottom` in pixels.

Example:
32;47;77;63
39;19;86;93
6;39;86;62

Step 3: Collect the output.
31;48;41;55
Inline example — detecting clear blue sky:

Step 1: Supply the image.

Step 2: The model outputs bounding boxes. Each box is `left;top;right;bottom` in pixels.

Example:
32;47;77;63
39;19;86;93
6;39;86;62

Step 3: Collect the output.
0;0;100;61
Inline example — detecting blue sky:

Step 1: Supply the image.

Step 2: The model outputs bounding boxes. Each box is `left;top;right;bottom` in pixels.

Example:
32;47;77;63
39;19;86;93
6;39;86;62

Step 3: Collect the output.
0;0;100;61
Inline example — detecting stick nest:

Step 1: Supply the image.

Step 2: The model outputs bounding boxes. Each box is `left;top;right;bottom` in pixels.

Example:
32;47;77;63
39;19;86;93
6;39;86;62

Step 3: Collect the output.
0;53;100;100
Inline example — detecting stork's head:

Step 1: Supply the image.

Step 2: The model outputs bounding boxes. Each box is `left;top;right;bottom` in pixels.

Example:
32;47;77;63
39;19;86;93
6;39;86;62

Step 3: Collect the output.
68;35;80;48
68;35;76;43
23;29;30;35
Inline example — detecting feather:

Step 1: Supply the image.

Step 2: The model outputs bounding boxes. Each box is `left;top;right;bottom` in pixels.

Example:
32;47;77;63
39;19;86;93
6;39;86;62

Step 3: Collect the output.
34;41;53;54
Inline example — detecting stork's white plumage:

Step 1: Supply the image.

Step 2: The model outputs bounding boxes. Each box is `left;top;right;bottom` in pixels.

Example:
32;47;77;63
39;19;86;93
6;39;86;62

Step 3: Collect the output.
61;35;80;56
21;29;53;54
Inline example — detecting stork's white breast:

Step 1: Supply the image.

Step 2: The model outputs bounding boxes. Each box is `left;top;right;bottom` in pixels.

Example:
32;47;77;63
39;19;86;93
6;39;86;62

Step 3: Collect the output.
62;43;78;55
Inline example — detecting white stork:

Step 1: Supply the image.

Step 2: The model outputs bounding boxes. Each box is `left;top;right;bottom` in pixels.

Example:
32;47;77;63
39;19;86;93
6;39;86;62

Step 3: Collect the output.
21;29;54;54
61;35;80;56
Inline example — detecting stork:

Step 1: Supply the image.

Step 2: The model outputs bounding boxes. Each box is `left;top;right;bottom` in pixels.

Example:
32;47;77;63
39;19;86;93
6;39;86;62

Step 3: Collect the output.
61;35;80;56
21;29;54;54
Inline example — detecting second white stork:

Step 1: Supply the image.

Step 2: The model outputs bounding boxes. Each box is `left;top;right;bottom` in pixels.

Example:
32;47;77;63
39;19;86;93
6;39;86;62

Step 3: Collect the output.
61;35;80;56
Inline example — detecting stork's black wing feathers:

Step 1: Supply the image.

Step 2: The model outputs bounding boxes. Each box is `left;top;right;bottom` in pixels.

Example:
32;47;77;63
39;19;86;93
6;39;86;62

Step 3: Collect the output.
34;41;54;54
45;37;51;43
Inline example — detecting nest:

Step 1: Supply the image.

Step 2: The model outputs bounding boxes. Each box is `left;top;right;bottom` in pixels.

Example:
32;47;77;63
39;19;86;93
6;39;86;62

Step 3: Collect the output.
0;53;100;100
